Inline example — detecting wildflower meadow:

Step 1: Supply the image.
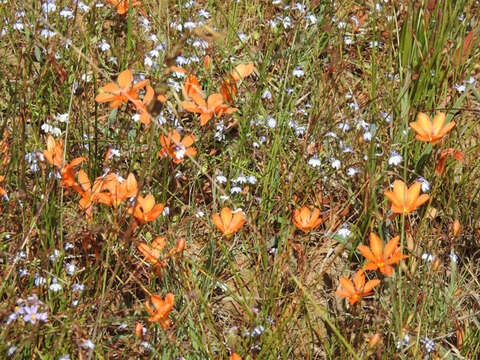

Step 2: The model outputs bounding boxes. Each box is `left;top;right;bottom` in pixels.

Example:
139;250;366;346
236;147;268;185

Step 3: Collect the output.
1;0;480;359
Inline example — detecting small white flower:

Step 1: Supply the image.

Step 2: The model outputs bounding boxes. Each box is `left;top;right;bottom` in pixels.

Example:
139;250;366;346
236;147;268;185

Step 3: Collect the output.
195;209;204;218
292;66;304;77
81;339;94;350
421;253;435;262
262;89;272;100
344;36;353;45
308;156;321;168
347;168;359;177
453;83;466;93
448;252;459;264
140;341;152;350
144;56;153;67
397;333;411;349
98;39;110;52
388;151;403;166
34;275;46;287
420;337;435;353
417;177;430;192
251;325;265;336
337;226;351;239
56;113;69;123
266;117;277;128
65;263;76;275
162;207;170;216
330;158;341;169
247;175;257;184
230;186;242;194
216;175;227;184
7;345;17;356
72;283;85;292
49;282;63;292
363;131;372;141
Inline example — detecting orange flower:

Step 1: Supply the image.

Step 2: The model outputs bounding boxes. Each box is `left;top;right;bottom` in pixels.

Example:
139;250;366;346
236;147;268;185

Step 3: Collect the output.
182;93;237;126
384;180;429;214
230;353;242;360
211;207;246;238
292;206;322;233
144;293;174;329
60;157;85;193
101;172;138;208
76;170;112;218
409;112;456;145
132;85;155;125
435;148;464;175
138;237;185;266
357;233;408;276
220;63;255;103
95;69;149;109
43;135;63;167
138;237;168;266
229;63;255;82
220;79;237;104
106;0;141;15
159;130;197;164
128;194;164;224
182;74;205;99
335;270;381;305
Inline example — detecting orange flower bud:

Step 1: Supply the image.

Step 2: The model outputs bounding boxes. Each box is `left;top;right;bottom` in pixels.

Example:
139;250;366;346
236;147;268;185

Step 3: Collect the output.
368;333;381;349
452;219;461;237
204;55;211;70
135;322;144;339
176;238;185;252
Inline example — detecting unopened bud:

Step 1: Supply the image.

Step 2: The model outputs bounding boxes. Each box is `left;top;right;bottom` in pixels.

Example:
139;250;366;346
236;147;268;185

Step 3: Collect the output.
135;322;144;339
176;238;185;253
204;55;211;70
368;333;381;349
452;219;461;237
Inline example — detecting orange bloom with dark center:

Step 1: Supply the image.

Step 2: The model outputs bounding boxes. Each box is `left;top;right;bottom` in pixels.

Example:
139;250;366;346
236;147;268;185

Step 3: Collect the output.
409;112;455;145
159;130;197;164
335;270;381;305
106;0;141;15
357;233;408;276
211;207;246;238
182;93;237;126
95;69;149;109
43;135;63;167
292;206;322;233
128;194;164;224
384;180;429;214
144;293;174;329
